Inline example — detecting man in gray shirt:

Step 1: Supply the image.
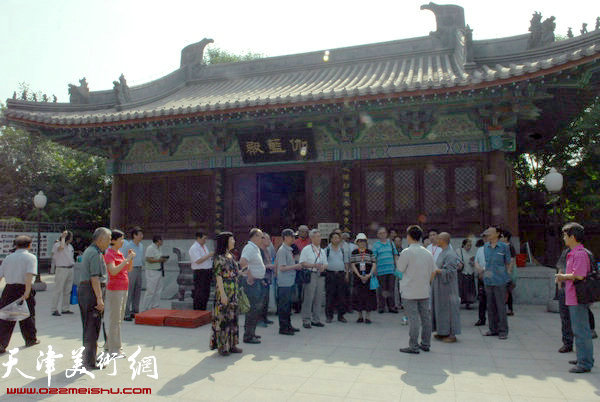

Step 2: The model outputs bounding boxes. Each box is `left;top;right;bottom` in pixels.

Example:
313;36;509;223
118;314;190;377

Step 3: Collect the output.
0;235;39;354
396;225;436;354
325;232;350;323
276;229;303;335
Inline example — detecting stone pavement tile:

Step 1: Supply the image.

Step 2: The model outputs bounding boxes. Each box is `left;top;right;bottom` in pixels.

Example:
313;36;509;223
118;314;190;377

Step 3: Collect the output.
452;355;497;374
400;372;455;392
453;375;509;395
493;356;544;370
502;376;565;398
346;381;403;401
547;376;600;400
399;389;456;401
267;361;322;377
179;381;246;401
250;374;308;392
453;391;511;401
312;365;364;381
510;397;568;402
296;378;354;398
287;393;345;402
229;386;294;401
407;355;453;375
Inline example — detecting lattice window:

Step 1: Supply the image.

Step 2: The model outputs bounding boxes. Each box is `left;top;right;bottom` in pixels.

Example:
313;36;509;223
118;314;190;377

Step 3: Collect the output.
312;174;333;219
168;178;188;223
147;180;165;224
126;181;146;226
190;176;211;223
365;171;386;215
424;167;447;215
233;175;256;227
393;170;416;213
455;166;478;214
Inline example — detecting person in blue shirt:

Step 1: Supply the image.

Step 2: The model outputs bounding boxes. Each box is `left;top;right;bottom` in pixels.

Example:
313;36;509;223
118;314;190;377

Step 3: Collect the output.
372;227;400;314
121;227;144;321
482;226;511;340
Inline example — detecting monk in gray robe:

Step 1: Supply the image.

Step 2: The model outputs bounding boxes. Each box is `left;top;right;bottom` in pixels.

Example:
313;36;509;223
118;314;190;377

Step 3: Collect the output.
431;232;461;343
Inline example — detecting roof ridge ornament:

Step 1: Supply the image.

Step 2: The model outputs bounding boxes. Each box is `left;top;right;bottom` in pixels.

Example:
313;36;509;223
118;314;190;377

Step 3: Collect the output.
527;12;555;49
180;38;214;68
68;78;90;104
420;2;465;47
113;74;131;108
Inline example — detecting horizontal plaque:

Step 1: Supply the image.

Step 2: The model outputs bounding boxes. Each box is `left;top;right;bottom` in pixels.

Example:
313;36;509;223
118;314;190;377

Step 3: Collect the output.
237;128;316;163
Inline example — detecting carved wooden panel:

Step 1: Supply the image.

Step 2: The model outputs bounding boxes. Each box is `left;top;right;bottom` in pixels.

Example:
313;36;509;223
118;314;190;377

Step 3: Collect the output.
393;169;416;214
190;175;211;225
454;165;480;220
310;172;334;221
168;178;188;224
365;171;386;216
424;167;448;219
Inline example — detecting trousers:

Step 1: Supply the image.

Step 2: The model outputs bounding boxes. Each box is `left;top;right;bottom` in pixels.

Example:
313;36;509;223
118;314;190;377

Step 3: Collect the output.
325;271;348;319
243;278;265;339
125;266;142;317
51;267;73;312
103;289;127;354
569;304;595;370
0;284;37;348
142;270;163;311
301;272;325;324
78;283;102;368
485;285;508;336
193;269;213;310
404;298;432;350
277;286;293;330
377;273;397;311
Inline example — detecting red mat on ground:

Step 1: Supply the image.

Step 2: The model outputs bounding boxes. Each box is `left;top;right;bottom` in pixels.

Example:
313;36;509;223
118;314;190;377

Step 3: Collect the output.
164;310;211;328
134;309;172;326
134;309;211;328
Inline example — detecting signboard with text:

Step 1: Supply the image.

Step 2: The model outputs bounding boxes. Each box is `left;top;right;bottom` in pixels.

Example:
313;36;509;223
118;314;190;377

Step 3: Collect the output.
0;232;59;258
237;128;316;164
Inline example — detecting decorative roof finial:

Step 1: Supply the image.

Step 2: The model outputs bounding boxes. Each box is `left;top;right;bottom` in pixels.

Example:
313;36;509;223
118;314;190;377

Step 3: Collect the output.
581;23;588;35
567;27;573;38
596;17;599;30
12;91;16;100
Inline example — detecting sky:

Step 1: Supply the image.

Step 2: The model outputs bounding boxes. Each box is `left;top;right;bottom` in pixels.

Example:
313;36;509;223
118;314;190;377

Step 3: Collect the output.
1;0;598;103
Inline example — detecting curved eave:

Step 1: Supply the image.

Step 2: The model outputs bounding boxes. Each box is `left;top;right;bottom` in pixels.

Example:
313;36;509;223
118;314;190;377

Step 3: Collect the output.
5;52;600;131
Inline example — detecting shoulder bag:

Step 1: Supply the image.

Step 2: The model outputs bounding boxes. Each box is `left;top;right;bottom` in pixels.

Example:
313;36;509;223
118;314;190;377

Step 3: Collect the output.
574;249;600;304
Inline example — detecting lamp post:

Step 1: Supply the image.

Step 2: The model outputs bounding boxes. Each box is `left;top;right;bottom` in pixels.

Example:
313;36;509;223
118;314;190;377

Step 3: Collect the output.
32;191;47;291
543;168;563;310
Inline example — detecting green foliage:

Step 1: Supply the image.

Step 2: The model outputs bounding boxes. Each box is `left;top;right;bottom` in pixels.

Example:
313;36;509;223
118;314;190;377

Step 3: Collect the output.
203;47;264;65
0;108;111;233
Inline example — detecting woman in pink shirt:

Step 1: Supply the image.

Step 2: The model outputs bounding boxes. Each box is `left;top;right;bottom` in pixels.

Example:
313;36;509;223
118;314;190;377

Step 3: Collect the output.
103;230;135;358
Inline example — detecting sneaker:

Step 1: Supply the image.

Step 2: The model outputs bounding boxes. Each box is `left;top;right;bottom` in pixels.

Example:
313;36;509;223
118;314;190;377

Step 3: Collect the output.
378;309;385;314
558;345;573;353
52;311;61;316
218;350;230;356
401;316;409;326
507;311;514;316
399;347;419;354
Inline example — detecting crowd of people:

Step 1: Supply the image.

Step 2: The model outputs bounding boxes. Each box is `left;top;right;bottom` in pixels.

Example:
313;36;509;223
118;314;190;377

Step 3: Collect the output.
0;222;595;374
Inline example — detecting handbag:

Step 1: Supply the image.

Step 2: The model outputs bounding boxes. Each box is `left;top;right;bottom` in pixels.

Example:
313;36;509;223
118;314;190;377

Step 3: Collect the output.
296;268;312;284
574;250;600;304
238;287;250;314
369;275;380;290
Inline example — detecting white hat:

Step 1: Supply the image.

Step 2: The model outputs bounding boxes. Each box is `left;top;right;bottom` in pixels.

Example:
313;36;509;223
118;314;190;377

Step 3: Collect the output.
355;233;368;242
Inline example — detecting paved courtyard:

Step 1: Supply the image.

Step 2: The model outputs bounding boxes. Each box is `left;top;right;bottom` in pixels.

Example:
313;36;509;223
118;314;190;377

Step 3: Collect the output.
1;274;600;401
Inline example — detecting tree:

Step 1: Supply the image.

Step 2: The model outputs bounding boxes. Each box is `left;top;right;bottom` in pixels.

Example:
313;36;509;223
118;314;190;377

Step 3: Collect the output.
203;47;264;65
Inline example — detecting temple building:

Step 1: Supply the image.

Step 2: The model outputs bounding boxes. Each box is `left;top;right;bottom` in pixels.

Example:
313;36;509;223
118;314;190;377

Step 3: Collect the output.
4;4;600;242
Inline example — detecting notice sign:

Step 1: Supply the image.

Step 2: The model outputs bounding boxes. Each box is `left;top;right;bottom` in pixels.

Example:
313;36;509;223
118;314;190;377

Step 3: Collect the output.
237;128;316;164
0;232;59;259
318;223;340;239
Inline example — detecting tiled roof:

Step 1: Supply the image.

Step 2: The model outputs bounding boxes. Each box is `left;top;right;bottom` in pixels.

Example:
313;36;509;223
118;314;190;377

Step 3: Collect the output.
4;30;600;127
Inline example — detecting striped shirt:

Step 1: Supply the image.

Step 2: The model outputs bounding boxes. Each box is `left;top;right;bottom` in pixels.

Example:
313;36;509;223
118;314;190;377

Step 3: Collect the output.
372;240;398;276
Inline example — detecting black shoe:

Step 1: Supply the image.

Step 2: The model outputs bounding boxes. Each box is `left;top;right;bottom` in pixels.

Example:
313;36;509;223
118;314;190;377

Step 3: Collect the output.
303;323;312;329
291;327;300;332
52;311;61;316
400;347;419;354
279;329;295;336
84;365;101;371
507;311;514;316
311;322;325;327
559;345;573;353
255;335;262;339
338;316;347;323
264;319;274;324
326;317;333;323
218;350;230;356
124;316;133;321
378;309;385;314
569;360;578;365
419;344;430;352
25;340;40;348
61;310;74;314
0;346;5;354
474;320;485;326
484;331;498;336
389;308;399;314
569;366;591;373
230;346;243;353
243;337;261;344
498;334;508;340
593;330;598;339
357;317;364;323
365;319;372;324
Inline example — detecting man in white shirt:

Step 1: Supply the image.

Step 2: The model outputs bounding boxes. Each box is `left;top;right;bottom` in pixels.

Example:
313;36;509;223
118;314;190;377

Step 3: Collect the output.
396;225;436;354
51;230;75;316
189;231;214;310
0;235;40;354
142;235;168;311
299;229;328;328
426;229;443;264
239;228;266;344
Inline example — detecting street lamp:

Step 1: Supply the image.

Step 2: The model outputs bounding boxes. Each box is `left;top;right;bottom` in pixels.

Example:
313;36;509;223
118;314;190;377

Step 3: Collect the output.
32;191;47;291
543;168;563;308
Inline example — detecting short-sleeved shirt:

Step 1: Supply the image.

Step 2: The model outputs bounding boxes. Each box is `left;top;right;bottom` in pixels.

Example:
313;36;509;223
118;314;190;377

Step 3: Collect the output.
350;249;376;274
52;242;75;267
475;247;486;270
0;249;37;284
565;244;592;306
241;241;265;279
121;240;144;267
276;243;296;287
426;244;443;264
396;244;436;300
104;248;130;291
372;240;398;276
80;244;107;283
189;241;212;270
326;245;348;272
145;243;162;270
299;244;327;271
294;237;311;252
483;242;511;286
